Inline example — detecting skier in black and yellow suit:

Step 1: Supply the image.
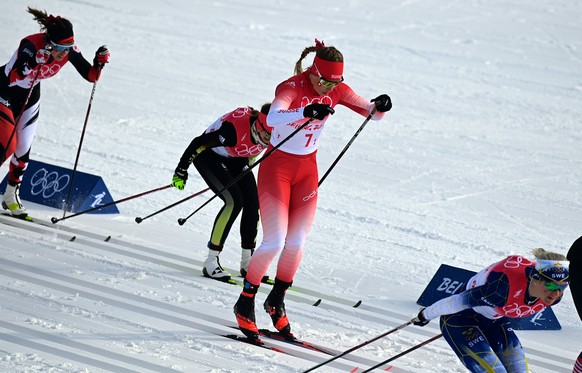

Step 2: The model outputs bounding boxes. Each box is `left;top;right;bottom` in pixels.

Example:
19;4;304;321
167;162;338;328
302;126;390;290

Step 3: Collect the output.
171;104;271;283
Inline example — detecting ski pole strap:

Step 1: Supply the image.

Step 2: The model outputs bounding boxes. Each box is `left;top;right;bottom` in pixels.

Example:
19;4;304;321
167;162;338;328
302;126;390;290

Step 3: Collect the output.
360;333;443;372
178;118;315;225
51;184;173;223
318;107;377;187
135;187;210;223
302;320;413;372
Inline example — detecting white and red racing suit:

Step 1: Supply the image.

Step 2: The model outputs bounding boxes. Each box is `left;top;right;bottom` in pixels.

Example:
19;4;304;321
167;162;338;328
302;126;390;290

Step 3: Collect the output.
244;70;385;286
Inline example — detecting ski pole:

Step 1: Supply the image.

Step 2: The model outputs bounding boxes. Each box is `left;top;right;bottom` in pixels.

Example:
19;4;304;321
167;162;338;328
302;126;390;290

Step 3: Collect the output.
318;108;376;187
135;187;210;223
60;68;102;219
177;118;315;226
2;68;41;163
360;333;443;372
51;184;173;223
302;320;413;373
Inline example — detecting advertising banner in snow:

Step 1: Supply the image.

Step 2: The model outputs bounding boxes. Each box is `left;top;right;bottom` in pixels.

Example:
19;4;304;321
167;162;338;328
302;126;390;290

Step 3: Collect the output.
0;159;119;214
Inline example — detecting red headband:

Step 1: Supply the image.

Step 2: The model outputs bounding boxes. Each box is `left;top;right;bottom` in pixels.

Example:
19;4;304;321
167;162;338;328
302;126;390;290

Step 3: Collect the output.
310;55;344;82
46;14;75;45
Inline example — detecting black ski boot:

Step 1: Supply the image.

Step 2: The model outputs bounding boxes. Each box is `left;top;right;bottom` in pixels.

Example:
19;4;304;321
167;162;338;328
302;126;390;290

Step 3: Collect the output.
234;280;260;340
264;278;293;337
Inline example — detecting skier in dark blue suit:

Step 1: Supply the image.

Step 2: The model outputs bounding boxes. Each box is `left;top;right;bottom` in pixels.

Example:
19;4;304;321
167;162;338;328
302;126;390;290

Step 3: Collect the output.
413;248;569;373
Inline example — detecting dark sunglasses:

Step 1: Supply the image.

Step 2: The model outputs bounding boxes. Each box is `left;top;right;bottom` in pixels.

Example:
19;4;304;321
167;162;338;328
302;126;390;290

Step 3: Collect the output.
319;77;343;88
533;270;568;291
312;63;343;88
251;119;270;146
544;281;568;292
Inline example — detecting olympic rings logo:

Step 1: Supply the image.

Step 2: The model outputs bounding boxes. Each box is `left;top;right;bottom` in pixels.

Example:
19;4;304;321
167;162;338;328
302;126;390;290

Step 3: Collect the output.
502;302;545;318
231;107;251;119
503;256;534;269
300;96;333;108
29;168;70;198
39;64;62;79
234;143;265;157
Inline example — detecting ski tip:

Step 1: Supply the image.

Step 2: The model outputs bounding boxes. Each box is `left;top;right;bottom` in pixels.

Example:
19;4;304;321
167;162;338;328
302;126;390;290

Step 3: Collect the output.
313;299;322;307
104;236;111;242
353;300;362;308
218;276;233;284
201;274;237;285
2;212;33;222
69;236;76;242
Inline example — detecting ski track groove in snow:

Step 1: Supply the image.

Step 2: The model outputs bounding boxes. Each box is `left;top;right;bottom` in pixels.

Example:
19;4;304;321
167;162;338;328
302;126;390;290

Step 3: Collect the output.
0;215;573;372
1;0;581;371
0;258;386;372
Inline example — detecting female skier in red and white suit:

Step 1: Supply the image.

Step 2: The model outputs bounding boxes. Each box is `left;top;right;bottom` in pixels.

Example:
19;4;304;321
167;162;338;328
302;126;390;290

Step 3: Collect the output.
234;39;392;340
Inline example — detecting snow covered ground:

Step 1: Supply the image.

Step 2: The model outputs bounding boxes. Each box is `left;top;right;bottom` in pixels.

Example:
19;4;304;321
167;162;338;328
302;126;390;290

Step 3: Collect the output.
1;0;581;372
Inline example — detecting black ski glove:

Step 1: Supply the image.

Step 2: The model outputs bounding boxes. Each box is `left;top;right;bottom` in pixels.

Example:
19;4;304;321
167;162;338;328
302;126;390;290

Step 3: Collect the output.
303;103;335;120
412;308;430;327
371;94;392;112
